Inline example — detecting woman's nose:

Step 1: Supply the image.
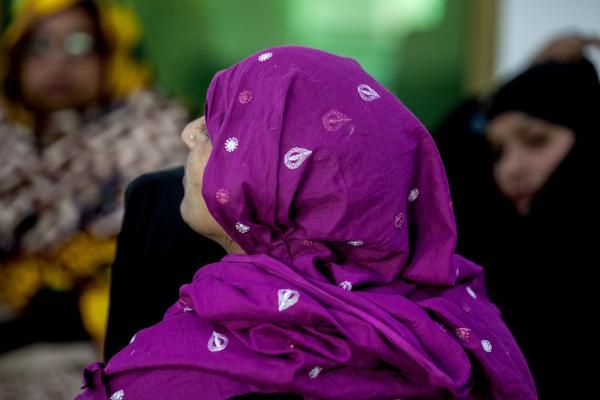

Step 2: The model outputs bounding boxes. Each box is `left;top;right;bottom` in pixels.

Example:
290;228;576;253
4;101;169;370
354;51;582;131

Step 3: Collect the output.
501;149;529;182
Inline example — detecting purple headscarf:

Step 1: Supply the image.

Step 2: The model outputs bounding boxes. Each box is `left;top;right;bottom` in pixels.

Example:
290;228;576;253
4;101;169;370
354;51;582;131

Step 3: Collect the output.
77;46;536;400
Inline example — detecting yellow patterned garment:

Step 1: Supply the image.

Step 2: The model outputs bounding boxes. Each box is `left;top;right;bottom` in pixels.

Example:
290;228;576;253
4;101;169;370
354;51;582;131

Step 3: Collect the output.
0;89;188;344
0;1;188;344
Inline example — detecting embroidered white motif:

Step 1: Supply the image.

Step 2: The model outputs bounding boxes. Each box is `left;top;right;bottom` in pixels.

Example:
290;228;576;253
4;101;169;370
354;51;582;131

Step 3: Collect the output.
322;110;352;131
300;239;312;247
466;286;477;300
455;327;472;342
183;307;193;313
309;366;323;379
347;240;363;247
278;289;300;312
208;331;229;352
338;281;353;291
235;222;250;233
258;52;273;62
129;334;136;344
225;137;239;152
481;339;493;353
110;390;125;400
408;188;419;202
284;147;312;170
357;84;380;101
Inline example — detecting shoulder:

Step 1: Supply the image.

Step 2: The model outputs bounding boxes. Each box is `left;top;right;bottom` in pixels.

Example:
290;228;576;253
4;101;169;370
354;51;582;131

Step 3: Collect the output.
125;166;185;203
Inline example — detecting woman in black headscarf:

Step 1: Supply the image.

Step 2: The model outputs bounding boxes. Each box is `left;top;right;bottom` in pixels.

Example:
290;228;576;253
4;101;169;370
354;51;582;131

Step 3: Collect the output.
438;58;599;398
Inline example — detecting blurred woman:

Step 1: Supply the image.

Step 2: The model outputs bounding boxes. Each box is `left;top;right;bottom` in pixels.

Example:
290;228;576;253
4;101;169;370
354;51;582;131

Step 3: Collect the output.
438;56;599;398
0;0;187;397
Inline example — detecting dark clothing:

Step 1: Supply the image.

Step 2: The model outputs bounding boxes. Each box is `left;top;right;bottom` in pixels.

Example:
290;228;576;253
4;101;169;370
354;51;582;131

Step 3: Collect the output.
435;60;598;399
103;167;225;360
103;167;302;399
0;289;89;354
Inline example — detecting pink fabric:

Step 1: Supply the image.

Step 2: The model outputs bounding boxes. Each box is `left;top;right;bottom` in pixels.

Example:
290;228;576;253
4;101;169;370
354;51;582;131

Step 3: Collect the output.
77;46;536;400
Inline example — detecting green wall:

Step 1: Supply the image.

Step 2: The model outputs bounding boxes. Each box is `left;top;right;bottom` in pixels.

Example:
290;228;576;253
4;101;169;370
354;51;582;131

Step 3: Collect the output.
2;0;470;130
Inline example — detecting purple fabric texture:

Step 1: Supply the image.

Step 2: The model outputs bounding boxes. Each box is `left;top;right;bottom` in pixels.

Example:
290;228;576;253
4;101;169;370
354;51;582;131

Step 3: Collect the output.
76;46;536;399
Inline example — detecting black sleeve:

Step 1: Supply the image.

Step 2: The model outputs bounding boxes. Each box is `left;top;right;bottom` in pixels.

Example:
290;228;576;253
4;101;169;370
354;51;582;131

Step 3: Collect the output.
103;167;225;360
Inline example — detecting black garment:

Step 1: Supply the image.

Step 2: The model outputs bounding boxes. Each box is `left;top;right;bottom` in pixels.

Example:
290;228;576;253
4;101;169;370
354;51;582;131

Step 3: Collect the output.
0;288;90;354
435;61;598;399
103;167;225;360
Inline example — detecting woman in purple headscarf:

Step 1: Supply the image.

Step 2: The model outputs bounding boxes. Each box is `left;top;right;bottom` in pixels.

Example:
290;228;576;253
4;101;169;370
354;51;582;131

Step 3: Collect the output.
77;46;536;400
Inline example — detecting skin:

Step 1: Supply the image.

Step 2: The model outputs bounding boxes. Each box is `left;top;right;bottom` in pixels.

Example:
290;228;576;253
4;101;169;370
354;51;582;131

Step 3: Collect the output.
180;116;244;254
486;111;575;215
19;6;102;113
531;34;600;65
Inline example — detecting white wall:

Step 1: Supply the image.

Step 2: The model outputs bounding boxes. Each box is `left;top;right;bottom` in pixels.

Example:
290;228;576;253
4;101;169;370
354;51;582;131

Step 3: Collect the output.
495;0;600;80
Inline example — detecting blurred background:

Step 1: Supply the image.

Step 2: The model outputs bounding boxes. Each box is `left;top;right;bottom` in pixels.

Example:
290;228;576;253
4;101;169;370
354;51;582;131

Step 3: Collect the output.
0;0;598;399
3;0;599;129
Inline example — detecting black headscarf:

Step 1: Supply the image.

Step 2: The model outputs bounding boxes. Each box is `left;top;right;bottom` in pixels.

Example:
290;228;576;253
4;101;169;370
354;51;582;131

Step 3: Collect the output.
485;59;600;140
436;59;600;398
485;59;599;218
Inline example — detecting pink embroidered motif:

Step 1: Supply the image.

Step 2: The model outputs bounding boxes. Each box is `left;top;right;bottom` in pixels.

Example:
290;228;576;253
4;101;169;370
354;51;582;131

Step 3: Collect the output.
322;109;352;131
238;90;253;104
455;327;472;342
394;212;405;228
215;189;230;205
300;239;313;247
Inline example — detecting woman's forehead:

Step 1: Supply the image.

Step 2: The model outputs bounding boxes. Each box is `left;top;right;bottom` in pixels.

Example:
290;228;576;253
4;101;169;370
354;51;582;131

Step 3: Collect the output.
31;6;97;36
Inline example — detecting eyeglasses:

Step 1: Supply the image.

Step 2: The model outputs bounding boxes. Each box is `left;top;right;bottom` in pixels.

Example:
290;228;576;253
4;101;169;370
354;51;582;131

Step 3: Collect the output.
25;31;97;58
